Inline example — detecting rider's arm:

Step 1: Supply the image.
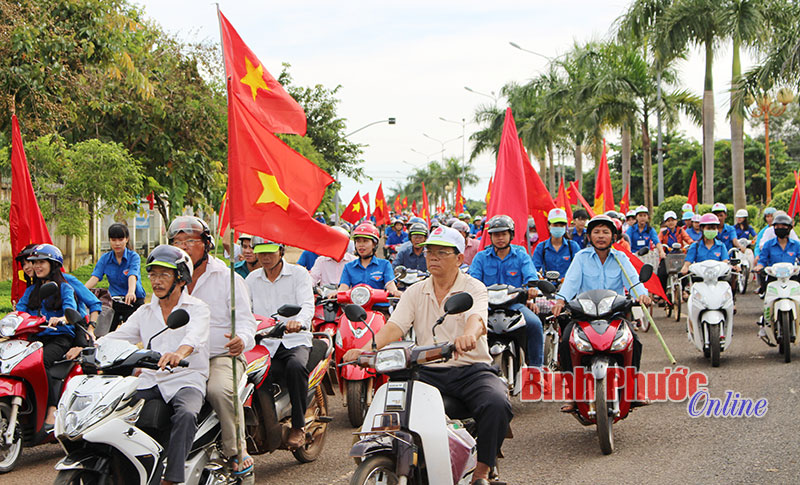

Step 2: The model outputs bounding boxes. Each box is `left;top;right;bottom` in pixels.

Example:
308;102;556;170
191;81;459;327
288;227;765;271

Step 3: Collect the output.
531;243;545;274
519;248;539;283
557;252;585;302
338;263;353;292
84;276;100;289
292;269;316;331
64;273;102;322
15;286;34;314
467;252;484;280
232;274;257;352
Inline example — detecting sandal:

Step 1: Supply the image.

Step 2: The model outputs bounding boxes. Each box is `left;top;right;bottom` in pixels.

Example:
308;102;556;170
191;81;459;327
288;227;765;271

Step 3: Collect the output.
231;455;254;476
560;402;576;413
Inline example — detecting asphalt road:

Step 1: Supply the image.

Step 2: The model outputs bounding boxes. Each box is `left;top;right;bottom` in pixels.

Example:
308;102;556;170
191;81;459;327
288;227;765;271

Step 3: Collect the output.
9;290;800;484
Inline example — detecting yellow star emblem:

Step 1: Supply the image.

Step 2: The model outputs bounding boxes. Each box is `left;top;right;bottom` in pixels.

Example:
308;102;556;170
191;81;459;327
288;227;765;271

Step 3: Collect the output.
376;199;384;210
255;171;289;210
240;57;271;101
352;202;361;213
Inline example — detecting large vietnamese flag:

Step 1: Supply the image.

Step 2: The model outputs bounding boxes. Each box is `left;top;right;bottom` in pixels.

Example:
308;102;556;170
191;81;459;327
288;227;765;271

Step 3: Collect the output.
555;178;573;223
373;183;389;225
593;139;615;214
227;94;347;259
10;115;53;304
687;171;698;209
340;191;366;224
219;10;306;135
481;108;529;248
519;137;555;243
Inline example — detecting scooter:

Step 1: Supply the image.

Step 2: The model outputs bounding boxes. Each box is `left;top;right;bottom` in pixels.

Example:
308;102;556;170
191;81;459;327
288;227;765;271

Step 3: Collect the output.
312;284;342;337
334;285;395;427
486;284;528;396
761;262;800;363
395;267;429;292
346;294;491;485
535;271;562;371
733;238;754;294
686;259;737;367
0;282;83;473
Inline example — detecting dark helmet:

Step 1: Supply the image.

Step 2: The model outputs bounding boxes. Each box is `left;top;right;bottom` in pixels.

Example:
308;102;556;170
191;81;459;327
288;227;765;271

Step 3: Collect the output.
486;215;515;238
28;244;64;267
773;214;793;227
146;245;193;285
168;216;214;251
408;222;429;237
587;215;617;236
15;244;37;263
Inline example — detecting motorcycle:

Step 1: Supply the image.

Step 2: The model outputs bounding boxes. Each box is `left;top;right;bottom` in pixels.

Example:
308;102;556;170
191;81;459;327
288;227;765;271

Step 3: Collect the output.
551;262;653;455
243;305;335;463
732;238;754;294
0;282;83;473
395;267;428;292
761;262;800;363
686;259;737;367
535;271;562;371
334;285;396;427
312;284;342;336
346;294;492;485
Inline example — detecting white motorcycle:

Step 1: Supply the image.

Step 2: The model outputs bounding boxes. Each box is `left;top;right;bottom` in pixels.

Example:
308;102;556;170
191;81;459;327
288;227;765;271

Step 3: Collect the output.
686;260;736;367
53;309;253;485
761;262;800;363
730;238;754;294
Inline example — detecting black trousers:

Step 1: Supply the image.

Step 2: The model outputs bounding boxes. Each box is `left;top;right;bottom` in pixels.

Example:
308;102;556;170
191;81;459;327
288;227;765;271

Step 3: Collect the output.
266;344;310;430
40;334;74;407
418;363;512;468
110;298;144;332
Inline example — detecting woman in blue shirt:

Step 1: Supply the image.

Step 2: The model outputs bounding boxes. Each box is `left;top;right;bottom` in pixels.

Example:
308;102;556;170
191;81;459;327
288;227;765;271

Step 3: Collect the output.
626;206;665;258
734;209;757;241
16;244;91;430
680;214;730;272
85;223;145;331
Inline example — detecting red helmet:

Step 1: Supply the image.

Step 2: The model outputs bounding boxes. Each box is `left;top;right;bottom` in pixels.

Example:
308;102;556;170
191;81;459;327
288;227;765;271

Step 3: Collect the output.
612;218;623;234
352;222;380;244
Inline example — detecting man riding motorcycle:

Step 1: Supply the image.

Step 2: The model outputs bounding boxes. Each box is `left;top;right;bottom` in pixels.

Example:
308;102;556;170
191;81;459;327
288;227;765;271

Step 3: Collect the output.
532;208;581;277
168;216;257;476
97;244;210;485
393;222;428;271
343;225;512;485
711;203;742;251
452;220;479;265
469;215;544;369
754;213;800;294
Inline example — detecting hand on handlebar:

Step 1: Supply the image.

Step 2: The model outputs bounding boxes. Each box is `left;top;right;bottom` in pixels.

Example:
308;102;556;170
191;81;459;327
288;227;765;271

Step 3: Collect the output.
552;299;565;317
285;320;303;333
342;348;364;363
65;346;83;360
527;287;540;299
158;352;185;370
48;316;65;327
453;334;477;359
637;294;652;307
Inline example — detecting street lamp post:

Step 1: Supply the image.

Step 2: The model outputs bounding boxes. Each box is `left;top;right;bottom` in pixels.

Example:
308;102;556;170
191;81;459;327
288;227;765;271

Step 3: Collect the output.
508;41;553;61
439;117;466;165
464;86;498;105
747;88;795;203
422;133;462;163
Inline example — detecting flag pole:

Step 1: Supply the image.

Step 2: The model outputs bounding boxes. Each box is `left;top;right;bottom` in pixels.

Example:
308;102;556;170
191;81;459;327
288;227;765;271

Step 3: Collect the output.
217;3;244;468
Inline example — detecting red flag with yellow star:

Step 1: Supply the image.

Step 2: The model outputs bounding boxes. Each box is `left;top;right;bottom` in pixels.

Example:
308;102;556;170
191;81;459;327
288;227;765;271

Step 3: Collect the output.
455;179;465;214
421;182;431;225
227;94;346;259
219;10;306;136
393;195;402;214
485;175;493;206
373;183;389;225
402;196;408;209
411;200;417;216
340;191;367;224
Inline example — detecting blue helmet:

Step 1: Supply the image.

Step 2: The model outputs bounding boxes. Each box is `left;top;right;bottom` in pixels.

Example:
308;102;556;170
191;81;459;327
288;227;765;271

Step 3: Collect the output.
28;244;64;266
408;216;425;226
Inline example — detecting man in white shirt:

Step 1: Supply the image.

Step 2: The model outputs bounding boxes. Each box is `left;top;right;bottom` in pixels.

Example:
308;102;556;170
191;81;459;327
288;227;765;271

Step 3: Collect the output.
98;245;210;485
309;226;357;287
168;216;257;475
245;240;314;450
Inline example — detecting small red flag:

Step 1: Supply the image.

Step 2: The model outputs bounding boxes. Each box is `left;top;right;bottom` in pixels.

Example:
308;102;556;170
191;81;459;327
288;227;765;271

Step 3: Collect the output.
341;191;367;224
789;172;800;218
455;179;465;214
146;191;155;211
402;196;408;209
556;179;573;223
613;242;670;302
569;181;596;217
373;183;389;225
619;183;630;215
687;171;698;209
421;182;431;225
363;192;370;220
10;115;53;304
218;10;306;135
393;195;402;214
593;139;615;214
411;200;418;216
485;175;493;206
218;190;230;236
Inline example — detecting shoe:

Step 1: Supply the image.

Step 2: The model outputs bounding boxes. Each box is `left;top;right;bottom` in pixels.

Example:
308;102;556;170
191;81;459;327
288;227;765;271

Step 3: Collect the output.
43;423;54;434
560;402;576;413
471;479;490;485
286;428;305;450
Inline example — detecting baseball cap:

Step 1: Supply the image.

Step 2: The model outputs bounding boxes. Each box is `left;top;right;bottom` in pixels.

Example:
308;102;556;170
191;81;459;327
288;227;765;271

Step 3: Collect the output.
635;205;649;214
663;210;677;221
253;239;282;254
548;208;568;224
421;225;465;254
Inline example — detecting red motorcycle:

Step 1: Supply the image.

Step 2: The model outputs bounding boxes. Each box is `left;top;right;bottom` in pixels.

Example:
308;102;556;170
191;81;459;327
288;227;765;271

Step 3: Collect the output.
0;283;83;472
312;284;342;337
334;285;396;427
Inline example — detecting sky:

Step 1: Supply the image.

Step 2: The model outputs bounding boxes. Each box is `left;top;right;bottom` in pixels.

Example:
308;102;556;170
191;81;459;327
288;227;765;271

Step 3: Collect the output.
134;0;761;204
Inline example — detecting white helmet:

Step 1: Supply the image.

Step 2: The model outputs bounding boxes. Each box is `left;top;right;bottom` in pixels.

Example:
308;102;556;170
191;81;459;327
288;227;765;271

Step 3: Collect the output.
711;202;727;213
662;211;677;222
735;209;748;218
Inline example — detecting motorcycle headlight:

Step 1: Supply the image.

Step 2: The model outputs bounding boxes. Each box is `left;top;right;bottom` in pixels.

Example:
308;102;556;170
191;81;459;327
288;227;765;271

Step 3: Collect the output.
70;393;101;413
578;298;597;316
596;295;616;316
375;348;407;373
610;324;633;351
571;326;593;352
351;286;371;307
0;315;22;337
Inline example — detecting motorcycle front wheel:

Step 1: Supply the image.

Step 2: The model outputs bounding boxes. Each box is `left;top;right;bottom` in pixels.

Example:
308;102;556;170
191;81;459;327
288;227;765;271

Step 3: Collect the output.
346;379;369;428
780;312;792;363
595;376;614;455
350;455;401;485
0;402;22;473
709;324;721;367
54;469;110;485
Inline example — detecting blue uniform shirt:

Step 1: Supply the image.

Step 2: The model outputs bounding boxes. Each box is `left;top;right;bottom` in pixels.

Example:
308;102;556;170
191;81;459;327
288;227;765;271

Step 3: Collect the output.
386;230;408;247
570;227;588;249
340;256;395;291
735;224;756;240
234;260;251;280
686;227;702;241
716;224;738;251
626;224;659;251
469;244;538;288
755;226;770;257
16;282;81;338
91;248;145;299
758;237;800;267
532;238;581;277
64;273;102;315
297;250;319;270
685;239;728;264
392;242;427;271
559;247;647;301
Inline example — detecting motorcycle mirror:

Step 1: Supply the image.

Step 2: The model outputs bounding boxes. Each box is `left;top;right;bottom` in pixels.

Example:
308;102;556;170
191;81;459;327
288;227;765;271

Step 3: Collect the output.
277;304;302;318
64;308;84;326
545;270;561;281
443;292;473;315
639;264;654;283
40;281;59;300
537;280;557;296
166;309;190;329
394;265;408;279
730;258;740;266
344;304;368;323
636;247;650;257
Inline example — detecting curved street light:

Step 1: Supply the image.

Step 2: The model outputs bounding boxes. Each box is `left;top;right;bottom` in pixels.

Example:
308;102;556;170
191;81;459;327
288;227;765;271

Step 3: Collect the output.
464;86;498;104
747;88;795;203
422;133;462;163
508;41;554;61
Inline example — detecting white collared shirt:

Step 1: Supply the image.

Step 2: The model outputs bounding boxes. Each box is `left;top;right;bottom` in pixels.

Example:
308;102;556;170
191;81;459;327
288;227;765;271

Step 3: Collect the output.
309;252;357;287
98;291;210;402
189;255;257;358
245;259;314;355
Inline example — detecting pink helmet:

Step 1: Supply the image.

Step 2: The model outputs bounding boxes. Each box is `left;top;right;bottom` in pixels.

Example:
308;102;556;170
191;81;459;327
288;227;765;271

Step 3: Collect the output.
698;213;720;226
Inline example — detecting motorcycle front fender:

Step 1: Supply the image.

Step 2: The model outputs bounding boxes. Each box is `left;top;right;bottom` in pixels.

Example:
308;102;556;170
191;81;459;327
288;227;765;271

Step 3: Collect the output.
341;364;373;381
55;449;112;474
774;299;797;319
702;310;725;326
0;377;26;398
591;356;610;380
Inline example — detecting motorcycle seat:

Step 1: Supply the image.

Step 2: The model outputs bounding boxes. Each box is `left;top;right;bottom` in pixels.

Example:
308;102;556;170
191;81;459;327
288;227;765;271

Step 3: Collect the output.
442;394;471;420
305;338;328;374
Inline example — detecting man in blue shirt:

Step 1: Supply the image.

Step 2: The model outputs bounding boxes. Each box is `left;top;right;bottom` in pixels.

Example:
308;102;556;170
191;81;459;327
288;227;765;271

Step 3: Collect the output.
469;215;544;368
626;206;664;258
339;223;401;313
532;208;581;278
385;218;408;259
755;213;800;294
393;222;427;271
711;203;742;252
471;216;483;236
570;210;589;249
234;234;261;279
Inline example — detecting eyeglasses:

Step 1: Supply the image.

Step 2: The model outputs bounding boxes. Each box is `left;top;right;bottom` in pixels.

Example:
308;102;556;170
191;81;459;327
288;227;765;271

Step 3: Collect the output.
423;248;456;258
147;271;175;282
172;239;203;248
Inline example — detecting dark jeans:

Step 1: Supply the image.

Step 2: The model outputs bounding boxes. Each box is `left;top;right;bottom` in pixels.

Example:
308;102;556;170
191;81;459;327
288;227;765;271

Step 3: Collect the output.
510;303;543;367
418;363;512;468
40;334;74;407
266;344;310;430
110;298;144;332
136;386;204;483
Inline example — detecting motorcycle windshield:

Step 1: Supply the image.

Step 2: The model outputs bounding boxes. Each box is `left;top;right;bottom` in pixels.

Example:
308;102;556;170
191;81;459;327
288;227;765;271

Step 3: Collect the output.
567;289;625;319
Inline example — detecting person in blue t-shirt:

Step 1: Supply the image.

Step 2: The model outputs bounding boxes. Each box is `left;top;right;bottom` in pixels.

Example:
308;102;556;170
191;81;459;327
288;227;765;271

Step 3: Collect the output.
296;250;319;270
532;208;581;278
734;209;757;241
755;213;800;294
755;207;777;259
339;222;401;313
385;218;409;259
469;215;544;368
680;214;730;274
393;222;428;271
570;210;589;249
85;223;146;331
626;206;665;258
684;212;701;241
710;203;742;252
16;244;92;431
234;234;262;279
